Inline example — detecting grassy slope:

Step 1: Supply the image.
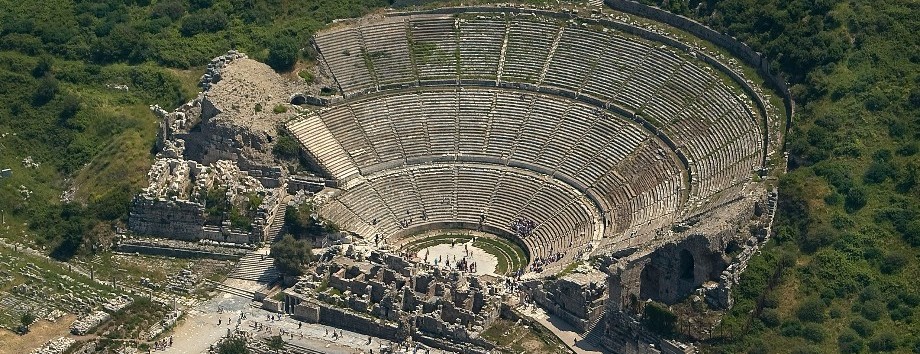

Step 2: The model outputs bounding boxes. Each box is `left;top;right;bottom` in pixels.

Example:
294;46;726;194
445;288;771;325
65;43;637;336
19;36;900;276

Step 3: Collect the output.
630;0;920;352
0;0;389;258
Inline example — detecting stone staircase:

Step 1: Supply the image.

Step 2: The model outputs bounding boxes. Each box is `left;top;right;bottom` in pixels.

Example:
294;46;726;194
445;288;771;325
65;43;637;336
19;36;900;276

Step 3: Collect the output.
227;249;280;283
266;201;288;243
578;314;608;350
248;338;326;354
204;279;256;299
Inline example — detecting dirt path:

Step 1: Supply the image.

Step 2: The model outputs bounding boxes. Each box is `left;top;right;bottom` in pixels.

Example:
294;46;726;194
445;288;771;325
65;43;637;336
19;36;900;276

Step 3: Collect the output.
0;315;76;354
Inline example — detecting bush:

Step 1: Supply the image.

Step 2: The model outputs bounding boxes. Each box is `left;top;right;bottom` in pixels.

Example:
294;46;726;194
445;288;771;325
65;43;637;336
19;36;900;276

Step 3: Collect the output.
861;300;886;321
845;187;868;213
270;234;314;277
298;70;315;83
839;329;864;353
33;75;59;106
797;298;826;323
869;331;898;352
180;10;228;36
59;94;81;120
272;104;288;114
801;323;825;343
864;161;895;184
267;39;298;71
903;220;920;246
272;133;300;160
779;320;803;338
32;55;52;77
880;251;908;274
150;1;185;21
215;335;249;354
759;308;781;327
850;317;874;337
642;302;676;338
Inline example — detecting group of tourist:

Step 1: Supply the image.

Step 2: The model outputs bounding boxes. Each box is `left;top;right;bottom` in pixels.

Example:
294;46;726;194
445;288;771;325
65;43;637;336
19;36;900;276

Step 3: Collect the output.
511;218;536;237
528;251;565;273
148;336;173;352
420;240;479;273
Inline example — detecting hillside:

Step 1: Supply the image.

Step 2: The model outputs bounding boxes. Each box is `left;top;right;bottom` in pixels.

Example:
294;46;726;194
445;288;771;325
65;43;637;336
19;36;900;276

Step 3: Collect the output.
0;0;387;259
634;0;920;352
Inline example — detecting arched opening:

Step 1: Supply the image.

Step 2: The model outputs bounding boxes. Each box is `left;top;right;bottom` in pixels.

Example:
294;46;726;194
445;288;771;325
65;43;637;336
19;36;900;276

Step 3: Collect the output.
679;249;695;280
639;264;660;300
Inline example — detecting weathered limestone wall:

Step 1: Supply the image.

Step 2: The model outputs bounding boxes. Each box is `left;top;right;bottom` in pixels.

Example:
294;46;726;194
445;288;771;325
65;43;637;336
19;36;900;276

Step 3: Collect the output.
530;269;608;332
128;198;206;241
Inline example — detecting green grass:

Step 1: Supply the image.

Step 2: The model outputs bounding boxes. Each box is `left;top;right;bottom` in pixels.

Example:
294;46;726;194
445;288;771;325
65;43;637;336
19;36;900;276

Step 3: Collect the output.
481;317;569;354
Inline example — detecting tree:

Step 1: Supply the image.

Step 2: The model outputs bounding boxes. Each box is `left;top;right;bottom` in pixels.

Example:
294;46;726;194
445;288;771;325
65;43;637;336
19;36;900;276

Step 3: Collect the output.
642;302;676;338
267;335;285;352
270;235;314;277
180;10;228;36
267;39;298;72
272;133;300;160
796;297;826;323
17;312;36;334
33;75;59;106
32;55;52;78
844;187;867;213
59;94;81;120
215;335;249;354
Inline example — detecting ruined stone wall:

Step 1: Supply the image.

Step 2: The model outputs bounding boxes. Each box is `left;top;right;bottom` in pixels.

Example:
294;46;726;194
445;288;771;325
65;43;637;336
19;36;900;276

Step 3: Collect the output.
128;198;205;241
600;310;694;354
317;303;400;339
530;270;608;332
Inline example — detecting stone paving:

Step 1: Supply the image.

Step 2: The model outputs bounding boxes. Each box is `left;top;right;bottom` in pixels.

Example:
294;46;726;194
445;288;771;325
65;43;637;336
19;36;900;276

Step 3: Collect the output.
414;242;499;276
163;281;451;354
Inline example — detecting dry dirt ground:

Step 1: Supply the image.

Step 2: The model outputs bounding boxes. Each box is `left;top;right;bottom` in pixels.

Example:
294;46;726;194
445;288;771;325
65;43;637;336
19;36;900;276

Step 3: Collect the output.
0;314;76;354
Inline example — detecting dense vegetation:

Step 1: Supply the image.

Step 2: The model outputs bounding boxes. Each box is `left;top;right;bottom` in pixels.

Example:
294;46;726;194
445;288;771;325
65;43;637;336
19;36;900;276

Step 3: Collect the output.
270;234;314;276
633;0;920;352
0;0;387;260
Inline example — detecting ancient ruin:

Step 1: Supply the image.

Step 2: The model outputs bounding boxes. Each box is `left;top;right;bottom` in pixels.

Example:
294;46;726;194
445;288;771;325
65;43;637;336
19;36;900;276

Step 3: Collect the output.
118;2;788;353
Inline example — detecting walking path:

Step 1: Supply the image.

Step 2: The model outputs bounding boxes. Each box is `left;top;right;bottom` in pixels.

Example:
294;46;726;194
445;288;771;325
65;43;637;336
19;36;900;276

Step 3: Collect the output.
163;289;383;353
517;304;605;354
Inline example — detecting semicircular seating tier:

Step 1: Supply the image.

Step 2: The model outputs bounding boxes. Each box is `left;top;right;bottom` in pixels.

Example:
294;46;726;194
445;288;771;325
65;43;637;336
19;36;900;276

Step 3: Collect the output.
288;11;768;269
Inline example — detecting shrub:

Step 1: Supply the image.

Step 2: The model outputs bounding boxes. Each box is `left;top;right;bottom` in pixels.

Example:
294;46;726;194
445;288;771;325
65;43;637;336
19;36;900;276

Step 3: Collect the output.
215;335;248;354
861;300;886;321
267;39;299;71
32;55;53;77
864;161;895;184
298;70;315;83
180;10;228;36
270;234;314;277
838;329;864;353
800;223;836;253
801;323;825;343
272;104;287;114
59;94;81;120
33;75;59;106
642;302;676;338
272;133;300;160
869;331;898;352
903;220;920;246
795;298;825;322
759;308;781;327
850;317;874;337
880;251;908;274
779;320;803;338
845;187;868;213
150;1;185;21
